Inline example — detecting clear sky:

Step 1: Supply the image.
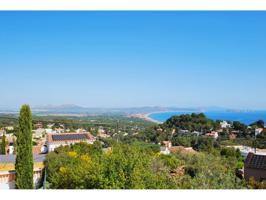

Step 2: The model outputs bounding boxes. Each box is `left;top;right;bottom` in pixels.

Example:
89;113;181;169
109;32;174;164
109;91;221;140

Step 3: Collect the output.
0;11;265;109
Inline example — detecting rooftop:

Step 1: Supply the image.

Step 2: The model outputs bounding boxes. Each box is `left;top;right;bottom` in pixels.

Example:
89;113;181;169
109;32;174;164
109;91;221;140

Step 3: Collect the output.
47;132;95;143
245;153;266;170
52;134;87;141
0;154;46;164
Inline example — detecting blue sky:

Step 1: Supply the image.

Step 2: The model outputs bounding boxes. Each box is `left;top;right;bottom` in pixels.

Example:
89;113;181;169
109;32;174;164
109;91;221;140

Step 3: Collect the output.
0;12;265;109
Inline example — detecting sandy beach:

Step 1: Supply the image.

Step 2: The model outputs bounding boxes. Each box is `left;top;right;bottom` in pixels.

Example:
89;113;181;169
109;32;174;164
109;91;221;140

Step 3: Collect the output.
129;113;162;124
129;110;196;124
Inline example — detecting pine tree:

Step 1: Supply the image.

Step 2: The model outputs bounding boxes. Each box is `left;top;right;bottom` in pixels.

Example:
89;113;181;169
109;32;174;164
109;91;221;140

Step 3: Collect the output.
15;105;34;189
1;133;6;154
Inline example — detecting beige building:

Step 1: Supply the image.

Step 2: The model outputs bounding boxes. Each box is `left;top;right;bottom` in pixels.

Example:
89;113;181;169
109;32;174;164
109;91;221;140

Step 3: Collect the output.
46;132;96;152
0;154;45;189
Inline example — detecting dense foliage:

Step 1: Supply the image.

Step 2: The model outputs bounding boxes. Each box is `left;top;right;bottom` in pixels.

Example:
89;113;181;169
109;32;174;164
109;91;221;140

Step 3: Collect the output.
15;105;34;189
164;113;220;132
45;141;246;189
45;142;176;189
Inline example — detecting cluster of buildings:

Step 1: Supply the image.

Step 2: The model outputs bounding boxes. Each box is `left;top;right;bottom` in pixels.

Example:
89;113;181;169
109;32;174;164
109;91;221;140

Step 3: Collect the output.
173;120;265;141
31;123;97;153
0;123;97;189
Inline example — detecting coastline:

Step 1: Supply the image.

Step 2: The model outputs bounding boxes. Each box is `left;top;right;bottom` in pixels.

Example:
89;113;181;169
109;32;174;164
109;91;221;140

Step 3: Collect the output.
129;110;192;124
131;110;266;126
129;112;162;124
129;109;204;124
143;113;162;124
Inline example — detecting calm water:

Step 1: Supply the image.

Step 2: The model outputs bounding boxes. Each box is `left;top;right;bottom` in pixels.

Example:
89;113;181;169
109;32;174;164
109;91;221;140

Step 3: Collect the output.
148;111;266;125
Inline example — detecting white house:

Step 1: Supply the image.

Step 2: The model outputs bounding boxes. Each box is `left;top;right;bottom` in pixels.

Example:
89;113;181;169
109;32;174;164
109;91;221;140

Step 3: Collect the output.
220;121;231;129
160;141;172;155
160;146;171;155
54;128;64;134
47;123;55;129
7;145;14;155
0;130;6;137
33;128;46;138
5;126;14;131
76;128;86;134
45;128;53;134
229;145;266;158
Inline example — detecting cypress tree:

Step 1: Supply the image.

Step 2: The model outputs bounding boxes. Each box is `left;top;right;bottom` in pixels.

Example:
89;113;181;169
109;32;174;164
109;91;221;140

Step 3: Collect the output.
1;133;6;154
15;105;34;189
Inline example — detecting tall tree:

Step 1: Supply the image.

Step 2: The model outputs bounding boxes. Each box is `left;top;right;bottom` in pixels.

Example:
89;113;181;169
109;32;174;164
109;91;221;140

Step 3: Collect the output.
1;133;6;154
15;105;34;189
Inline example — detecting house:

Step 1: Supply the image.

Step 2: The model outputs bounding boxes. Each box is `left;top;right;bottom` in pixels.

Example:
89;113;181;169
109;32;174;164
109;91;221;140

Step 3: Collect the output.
229;145;266;158
46;132;96;152
5;126;14;131
54;127;64;134
244;153;266;182
0;129;6;137
162;141;172;148
160;141;172;155
5;135;16;155
220;121;231;129
45;128;53;134
7;143;14;155
0;154;45;189
34;123;43;129
160;147;171;155
76;128;86;134
33;128;46;138
206;131;219;139
255;128;264;136
47;123;55;129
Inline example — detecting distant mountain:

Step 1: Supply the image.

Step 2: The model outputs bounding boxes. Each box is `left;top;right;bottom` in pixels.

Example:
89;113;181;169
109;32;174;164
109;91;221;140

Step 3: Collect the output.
0;104;262;115
32;104;86;112
29;105;200;115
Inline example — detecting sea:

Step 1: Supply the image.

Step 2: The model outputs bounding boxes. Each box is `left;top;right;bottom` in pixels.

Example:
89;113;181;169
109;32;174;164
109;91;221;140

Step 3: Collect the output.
148;111;266;125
